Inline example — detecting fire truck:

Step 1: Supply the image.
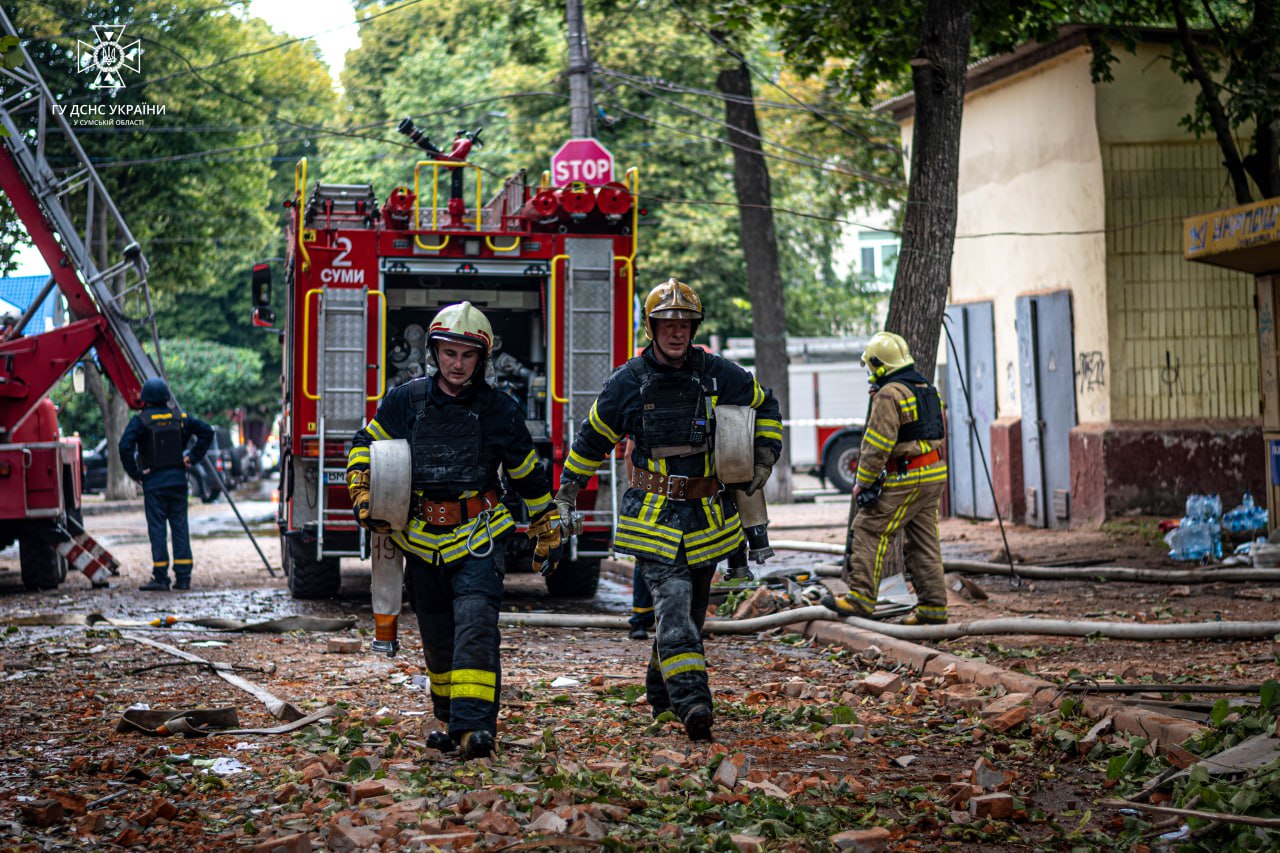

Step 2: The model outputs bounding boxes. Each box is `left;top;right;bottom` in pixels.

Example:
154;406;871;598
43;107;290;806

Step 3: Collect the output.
0;8;160;589
257;123;639;599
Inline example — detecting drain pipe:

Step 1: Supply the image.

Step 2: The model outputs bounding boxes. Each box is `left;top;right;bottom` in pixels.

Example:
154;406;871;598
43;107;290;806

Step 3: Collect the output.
500;607;1280;640
770;540;1280;584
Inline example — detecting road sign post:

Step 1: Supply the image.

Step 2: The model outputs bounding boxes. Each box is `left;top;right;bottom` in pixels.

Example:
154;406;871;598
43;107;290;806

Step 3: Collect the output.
551;138;615;186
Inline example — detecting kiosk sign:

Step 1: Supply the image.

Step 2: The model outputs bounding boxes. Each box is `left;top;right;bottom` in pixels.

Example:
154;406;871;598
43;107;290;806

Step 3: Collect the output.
551;138;614;186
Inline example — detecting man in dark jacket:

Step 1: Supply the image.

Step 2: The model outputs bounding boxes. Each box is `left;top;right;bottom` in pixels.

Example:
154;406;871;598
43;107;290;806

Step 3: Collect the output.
556;278;783;741
119;377;213;591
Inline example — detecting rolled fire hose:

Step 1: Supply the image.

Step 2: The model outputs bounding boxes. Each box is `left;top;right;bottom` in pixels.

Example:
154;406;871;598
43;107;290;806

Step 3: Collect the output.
770;540;1280;584
715;405;772;564
369;440;411;656
497;606;1280;640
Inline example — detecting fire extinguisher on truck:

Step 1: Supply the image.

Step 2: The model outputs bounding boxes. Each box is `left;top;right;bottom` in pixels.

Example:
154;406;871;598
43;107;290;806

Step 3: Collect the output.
253;122;641;600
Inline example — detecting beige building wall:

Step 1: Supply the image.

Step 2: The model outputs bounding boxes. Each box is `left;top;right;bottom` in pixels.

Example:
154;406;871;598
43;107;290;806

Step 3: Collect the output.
904;47;1110;422
1096;43;1257;421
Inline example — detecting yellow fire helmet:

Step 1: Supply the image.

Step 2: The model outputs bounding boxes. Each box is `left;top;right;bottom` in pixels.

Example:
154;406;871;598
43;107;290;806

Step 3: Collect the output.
643;277;703;340
862;330;913;381
427;301;494;356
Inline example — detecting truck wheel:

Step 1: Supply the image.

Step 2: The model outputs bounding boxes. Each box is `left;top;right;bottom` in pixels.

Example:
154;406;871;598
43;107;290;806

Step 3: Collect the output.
823;435;861;494
283;535;340;599
19;533;65;591
545;558;601;598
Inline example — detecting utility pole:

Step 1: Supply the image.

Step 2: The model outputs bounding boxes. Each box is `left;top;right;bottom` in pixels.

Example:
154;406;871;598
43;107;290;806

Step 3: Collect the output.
566;0;594;138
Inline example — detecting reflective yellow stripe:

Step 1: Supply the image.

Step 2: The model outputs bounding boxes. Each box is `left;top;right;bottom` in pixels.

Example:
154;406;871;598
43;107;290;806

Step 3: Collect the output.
845;588;876;609
525;493;552;515
917;604;948;617
152;561;168;568
508;449;538;479
755;418;782;441
864;428;894;451
613;530;680;561
872;490;919;590
661;652;706;679
750;381;765;408
616;517;681;544
172;559;192;565
565;449;601;478
366;418;391;441
588;401;621;444
633;605;655;614
855;466;880;486
391;510;516;564
451;669;496;703
884;464;948;488
428;670;451;697
348;446;370;466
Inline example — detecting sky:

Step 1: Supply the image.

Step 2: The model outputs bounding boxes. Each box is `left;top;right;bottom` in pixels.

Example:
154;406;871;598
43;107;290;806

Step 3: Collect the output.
8;0;362;278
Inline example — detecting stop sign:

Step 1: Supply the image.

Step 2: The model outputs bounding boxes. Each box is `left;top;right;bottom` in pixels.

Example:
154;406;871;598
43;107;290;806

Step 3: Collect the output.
550;138;614;186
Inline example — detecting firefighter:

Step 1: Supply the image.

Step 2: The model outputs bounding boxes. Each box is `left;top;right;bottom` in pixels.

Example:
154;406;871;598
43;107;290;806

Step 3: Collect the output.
555;278;783;741
119;377;214;591
820;331;949;625
345;302;564;761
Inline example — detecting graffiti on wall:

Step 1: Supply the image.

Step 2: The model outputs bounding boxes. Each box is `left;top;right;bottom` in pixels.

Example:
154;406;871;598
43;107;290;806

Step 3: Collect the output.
1077;351;1105;393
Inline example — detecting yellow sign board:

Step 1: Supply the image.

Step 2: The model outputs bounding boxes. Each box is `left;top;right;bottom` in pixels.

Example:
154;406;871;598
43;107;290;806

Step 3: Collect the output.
1183;197;1280;274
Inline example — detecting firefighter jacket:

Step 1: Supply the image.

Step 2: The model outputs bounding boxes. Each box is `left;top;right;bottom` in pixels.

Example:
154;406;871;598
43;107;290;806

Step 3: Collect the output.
854;367;948;491
119;406;214;492
563;345;783;566
346;376;553;566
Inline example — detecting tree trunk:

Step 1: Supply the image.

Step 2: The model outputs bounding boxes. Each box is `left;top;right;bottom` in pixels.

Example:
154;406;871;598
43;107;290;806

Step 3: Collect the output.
884;0;974;382
715;55;792;502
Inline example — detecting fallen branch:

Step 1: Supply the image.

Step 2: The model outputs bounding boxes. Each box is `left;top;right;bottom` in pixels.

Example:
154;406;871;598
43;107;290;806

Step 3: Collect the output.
1100;798;1280;828
1063;682;1268;695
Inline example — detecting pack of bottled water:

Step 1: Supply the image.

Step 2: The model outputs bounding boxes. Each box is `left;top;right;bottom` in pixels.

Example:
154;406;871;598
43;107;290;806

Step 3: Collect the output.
1221;491;1269;537
1165;493;1223;562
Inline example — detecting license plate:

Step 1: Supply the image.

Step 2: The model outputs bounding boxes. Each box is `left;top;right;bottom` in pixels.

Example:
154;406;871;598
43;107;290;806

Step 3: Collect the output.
325;471;346;485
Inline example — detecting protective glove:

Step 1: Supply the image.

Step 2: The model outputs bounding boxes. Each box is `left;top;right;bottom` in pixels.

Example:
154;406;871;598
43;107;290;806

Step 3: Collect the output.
526;506;565;577
554;480;584;536
346;467;391;533
745;446;778;496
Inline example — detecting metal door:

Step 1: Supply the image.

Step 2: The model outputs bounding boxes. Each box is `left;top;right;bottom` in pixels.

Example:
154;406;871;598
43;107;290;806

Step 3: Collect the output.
943;302;996;519
1017;292;1076;528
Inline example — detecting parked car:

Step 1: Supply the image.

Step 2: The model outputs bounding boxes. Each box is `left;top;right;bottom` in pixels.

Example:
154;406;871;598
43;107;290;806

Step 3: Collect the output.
81;439;108;494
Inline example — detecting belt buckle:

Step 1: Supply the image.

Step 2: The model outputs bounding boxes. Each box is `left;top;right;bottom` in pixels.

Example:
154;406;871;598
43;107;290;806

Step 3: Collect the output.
666;474;689;499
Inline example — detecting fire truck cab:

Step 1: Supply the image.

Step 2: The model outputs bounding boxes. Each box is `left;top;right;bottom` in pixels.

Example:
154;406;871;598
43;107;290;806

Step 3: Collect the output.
261;137;638;599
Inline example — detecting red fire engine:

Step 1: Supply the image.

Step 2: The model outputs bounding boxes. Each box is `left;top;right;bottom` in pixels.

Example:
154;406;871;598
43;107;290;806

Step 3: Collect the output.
257;122;638;599
0;8;159;589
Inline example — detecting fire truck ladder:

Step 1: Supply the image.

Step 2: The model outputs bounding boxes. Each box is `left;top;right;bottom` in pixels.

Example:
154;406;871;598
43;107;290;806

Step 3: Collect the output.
314;286;373;558
0;7;163;388
563;238;619;559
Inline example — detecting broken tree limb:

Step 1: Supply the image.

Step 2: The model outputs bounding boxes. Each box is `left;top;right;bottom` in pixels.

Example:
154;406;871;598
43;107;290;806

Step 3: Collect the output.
1100;798;1280;829
127;634;304;721
1062;682;1270;695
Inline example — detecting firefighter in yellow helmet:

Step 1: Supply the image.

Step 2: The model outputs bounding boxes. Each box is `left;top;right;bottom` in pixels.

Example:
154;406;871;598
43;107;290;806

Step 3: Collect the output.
821;331;950;625
555;278;783;741
345;302;564;760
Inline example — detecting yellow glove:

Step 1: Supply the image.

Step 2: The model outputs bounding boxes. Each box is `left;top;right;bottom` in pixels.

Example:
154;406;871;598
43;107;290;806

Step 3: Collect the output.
346;468;390;533
526;507;564;577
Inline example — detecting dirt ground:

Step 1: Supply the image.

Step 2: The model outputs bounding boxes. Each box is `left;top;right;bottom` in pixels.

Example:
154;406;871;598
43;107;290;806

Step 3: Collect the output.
0;486;1276;851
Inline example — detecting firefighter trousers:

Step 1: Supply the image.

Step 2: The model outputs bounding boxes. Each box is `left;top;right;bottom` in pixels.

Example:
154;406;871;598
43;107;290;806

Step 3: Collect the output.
629;565;655;630
638;557;716;721
846;478;948;623
143;487;193;582
405;548;505;738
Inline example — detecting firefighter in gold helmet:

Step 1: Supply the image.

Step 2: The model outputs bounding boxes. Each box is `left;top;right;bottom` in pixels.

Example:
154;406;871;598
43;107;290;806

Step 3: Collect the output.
345;302;564;760
821;331;949;625
556;278;783;741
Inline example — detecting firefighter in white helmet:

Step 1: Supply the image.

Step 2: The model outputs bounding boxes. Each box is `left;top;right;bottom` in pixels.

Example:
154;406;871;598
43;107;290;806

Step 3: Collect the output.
345;302;564;760
556;278;783;742
821;331;949;625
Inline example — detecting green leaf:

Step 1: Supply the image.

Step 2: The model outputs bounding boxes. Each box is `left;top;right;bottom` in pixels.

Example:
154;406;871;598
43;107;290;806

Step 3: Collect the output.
1260;678;1280;710
1210;698;1231;726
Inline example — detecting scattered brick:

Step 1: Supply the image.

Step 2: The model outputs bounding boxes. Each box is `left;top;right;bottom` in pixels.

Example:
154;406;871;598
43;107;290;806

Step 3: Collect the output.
986;705;1030;733
253;832;312;853
326;637;362;654
970;792;1015;820
19;799;63;828
831;826;892;851
858;672;902;695
980;692;1030;718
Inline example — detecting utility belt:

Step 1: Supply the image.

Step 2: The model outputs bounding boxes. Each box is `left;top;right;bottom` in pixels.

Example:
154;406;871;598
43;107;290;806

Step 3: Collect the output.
630;469;721;501
412;489;500;526
894;449;941;474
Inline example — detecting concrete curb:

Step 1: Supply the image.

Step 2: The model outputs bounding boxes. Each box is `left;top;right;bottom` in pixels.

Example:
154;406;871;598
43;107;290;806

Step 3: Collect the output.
799;620;1205;754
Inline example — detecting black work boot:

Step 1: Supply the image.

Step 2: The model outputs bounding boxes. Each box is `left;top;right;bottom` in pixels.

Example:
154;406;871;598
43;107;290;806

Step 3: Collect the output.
628;625;650;640
426;730;456;753
458;730;495;760
173;577;191;591
682;704;714;742
139;577;171;591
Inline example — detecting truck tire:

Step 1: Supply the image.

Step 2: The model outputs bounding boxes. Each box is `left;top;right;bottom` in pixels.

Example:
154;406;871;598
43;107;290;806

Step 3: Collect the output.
19;533;65;591
545;557;601;598
283;535;341;599
823;435;861;494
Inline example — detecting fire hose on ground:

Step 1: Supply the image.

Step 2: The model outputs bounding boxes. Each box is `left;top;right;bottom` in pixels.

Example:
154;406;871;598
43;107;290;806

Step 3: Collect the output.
768;539;1280;584
498;607;1280;641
